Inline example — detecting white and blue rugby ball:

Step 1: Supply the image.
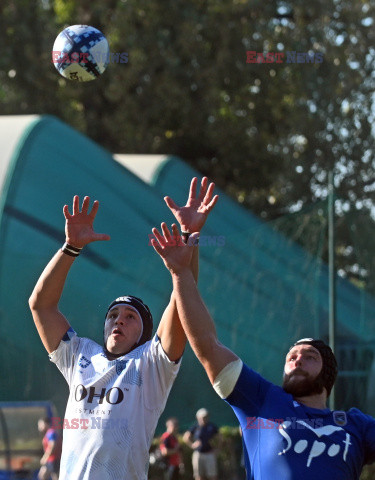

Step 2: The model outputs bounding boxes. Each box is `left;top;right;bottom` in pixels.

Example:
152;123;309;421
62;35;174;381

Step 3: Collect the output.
52;25;109;81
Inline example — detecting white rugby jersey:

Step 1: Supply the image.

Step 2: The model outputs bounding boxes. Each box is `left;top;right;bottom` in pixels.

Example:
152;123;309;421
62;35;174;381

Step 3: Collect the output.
49;327;180;480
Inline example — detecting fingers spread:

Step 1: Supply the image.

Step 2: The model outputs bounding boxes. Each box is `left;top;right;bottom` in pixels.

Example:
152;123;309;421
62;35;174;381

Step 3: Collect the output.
171;223;180;238
63;204;71;219
81;196;90;215
161;222;173;242
152;224;182;248
94;233;111;242
197;177;208;202
152;227;166;247
206;194;219;211
89;200;99;218
188;177;198;201
72;195;80;215
164;196;179;212
151;239;163;256
203;182;215;205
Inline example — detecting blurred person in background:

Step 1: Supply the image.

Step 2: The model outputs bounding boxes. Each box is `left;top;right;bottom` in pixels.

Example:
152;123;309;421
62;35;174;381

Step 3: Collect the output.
37;417;61;480
160;417;184;480
183;408;218;480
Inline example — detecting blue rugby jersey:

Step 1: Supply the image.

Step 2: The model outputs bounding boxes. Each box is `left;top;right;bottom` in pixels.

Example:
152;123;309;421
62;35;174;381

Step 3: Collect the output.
225;364;375;480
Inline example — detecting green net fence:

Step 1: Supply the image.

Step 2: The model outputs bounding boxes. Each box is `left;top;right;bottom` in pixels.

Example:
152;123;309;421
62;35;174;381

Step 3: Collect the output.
1;118;375;480
268;201;375;415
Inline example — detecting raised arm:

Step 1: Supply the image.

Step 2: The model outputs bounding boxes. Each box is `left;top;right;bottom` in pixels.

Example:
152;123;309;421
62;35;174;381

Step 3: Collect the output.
29;196;110;353
156;177;218;362
152;224;237;384
163;176;218;281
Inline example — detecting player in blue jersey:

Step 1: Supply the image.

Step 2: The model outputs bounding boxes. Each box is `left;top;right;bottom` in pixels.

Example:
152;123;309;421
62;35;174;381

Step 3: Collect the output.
151;225;375;480
29;177;218;480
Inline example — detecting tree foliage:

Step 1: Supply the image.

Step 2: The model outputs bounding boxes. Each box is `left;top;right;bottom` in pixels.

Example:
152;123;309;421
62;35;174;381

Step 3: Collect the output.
0;0;374;291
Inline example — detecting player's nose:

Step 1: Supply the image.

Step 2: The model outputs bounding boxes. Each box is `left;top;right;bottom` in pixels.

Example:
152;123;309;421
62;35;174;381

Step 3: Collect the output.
294;354;303;366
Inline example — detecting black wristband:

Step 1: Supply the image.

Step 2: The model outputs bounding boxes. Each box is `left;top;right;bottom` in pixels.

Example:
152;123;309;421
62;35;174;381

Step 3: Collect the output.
181;231;191;244
61;242;82;257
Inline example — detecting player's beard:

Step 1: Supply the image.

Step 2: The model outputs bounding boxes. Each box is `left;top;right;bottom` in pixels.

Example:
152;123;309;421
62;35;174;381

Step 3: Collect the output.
282;369;325;397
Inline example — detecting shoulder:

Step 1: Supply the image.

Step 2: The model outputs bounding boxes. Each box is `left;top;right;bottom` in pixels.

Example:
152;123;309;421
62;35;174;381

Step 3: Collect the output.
227;362;277;399
223;361;288;416
79;336;101;350
73;336;103;362
50;327;102;365
124;337;153;359
346;407;375;427
347;407;372;420
55;327;100;352
127;334;180;366
46;428;57;440
160;432;169;441
189;423;198;433
346;408;375;463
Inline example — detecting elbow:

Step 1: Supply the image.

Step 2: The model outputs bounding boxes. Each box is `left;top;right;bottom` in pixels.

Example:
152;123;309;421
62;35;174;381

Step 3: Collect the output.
28;292;38;311
28;289;46;312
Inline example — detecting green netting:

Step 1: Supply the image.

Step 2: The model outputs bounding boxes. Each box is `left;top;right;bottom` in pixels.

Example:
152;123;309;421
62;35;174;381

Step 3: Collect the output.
0;115;180;421
0;116;374;441
269;204;375;414
152;157;375;419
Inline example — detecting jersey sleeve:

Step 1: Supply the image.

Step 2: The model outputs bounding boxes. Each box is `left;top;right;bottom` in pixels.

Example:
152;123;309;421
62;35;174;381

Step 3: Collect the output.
141;334;181;411
351;408;375;465
189;424;197;435
48;327;82;386
224;362;273;416
213;359;243;398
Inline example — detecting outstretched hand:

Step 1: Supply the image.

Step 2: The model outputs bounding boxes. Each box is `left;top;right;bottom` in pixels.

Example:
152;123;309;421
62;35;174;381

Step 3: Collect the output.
63;195;110;248
151;223;199;274
164;177;218;233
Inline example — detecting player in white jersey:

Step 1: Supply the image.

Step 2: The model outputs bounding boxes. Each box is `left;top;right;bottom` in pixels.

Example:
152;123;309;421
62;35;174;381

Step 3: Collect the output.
29;177;218;480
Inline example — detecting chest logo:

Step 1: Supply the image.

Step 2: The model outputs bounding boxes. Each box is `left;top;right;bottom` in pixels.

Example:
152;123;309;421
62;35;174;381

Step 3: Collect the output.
78;355;91;369
333;411;347;426
116;359;128;375
278;420;351;467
